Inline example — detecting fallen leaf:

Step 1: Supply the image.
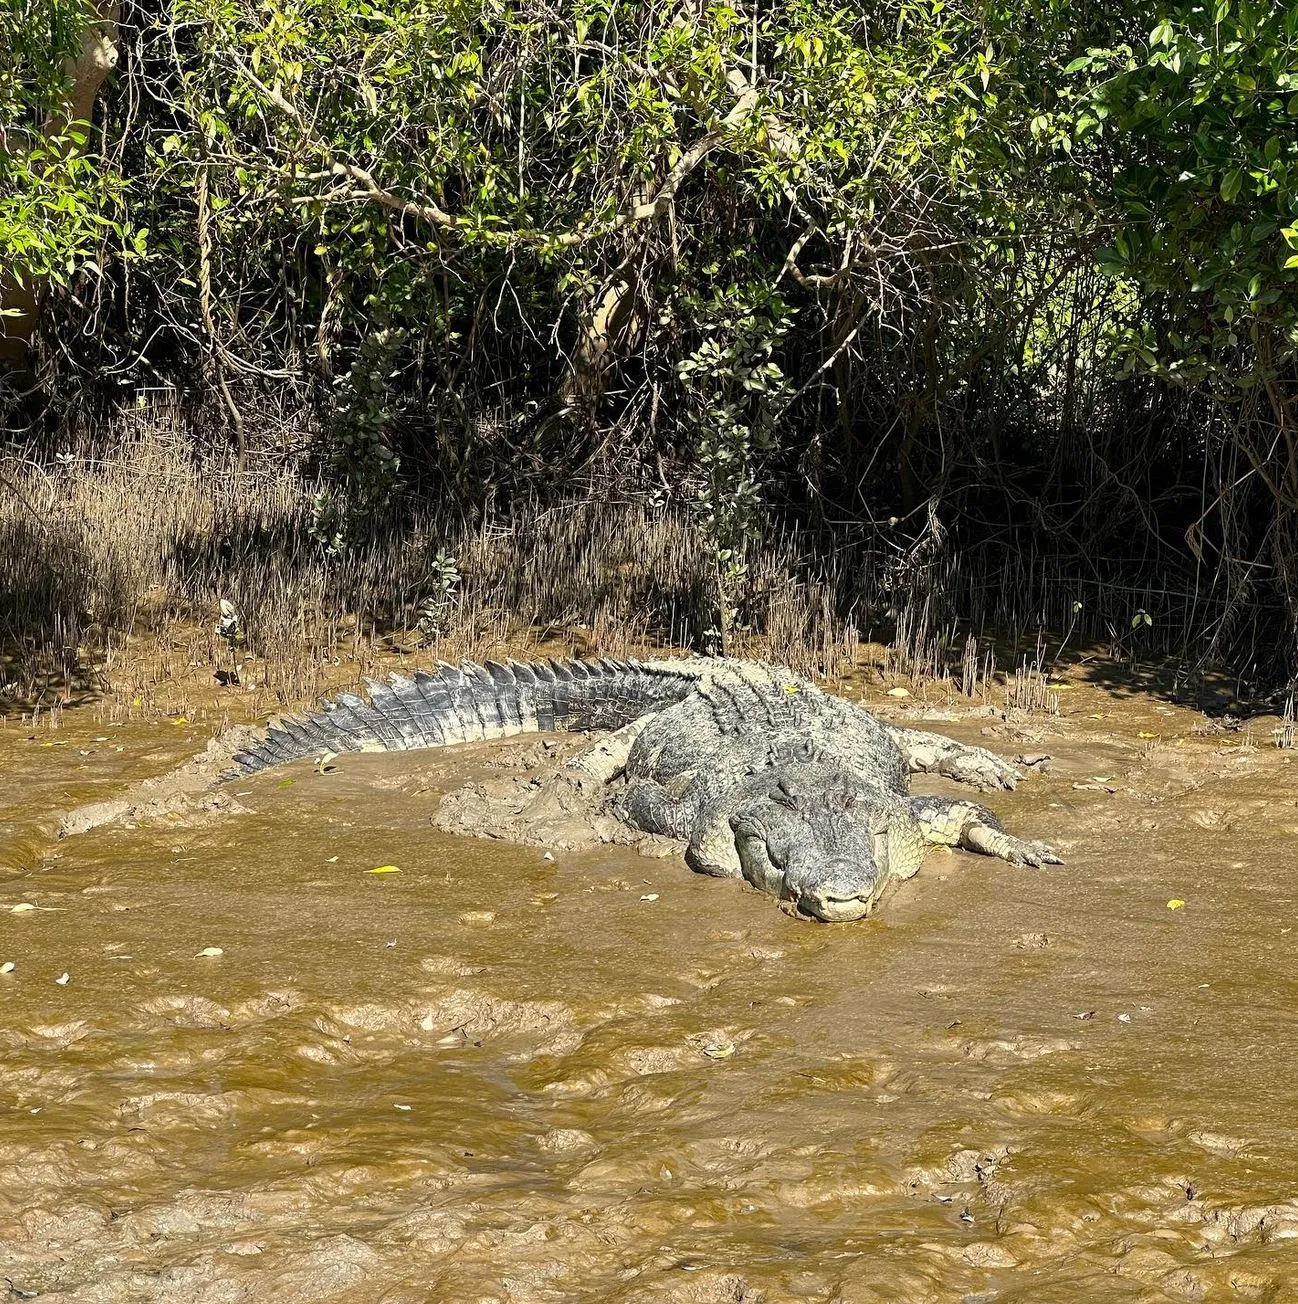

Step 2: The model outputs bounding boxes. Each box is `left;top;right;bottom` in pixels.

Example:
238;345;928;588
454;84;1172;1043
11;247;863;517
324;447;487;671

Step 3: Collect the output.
0;961;14;974
1074;1010;1096;1020
1167;898;1185;910
640;893;659;902
1117;1013;1132;1023
194;946;224;958
314;751;338;774
394;1103;412;1111
1137;731;1158;739
11;903;38;914
367;865;401;875
55;972;70;985
1088;713;1103;720
277;778;295;788
887;687;911;698
700;1040;736;1059
171;717;189;726
542;851;555;862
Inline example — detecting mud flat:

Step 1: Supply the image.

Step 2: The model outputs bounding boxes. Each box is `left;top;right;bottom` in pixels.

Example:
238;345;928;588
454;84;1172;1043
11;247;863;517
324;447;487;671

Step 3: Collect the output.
2;677;1298;1302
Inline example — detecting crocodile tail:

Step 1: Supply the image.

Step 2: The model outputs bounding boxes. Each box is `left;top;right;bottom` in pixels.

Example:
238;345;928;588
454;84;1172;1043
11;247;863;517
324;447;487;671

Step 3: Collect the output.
221;657;698;779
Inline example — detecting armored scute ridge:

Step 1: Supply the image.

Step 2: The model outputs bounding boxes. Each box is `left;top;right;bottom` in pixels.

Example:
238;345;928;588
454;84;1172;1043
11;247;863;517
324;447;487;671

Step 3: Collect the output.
225;658;699;775
228;657;1061;921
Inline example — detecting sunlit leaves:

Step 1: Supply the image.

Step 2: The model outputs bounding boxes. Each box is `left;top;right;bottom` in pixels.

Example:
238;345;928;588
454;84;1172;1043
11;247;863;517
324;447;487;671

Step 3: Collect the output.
1061;0;1298;387
0;5;128;287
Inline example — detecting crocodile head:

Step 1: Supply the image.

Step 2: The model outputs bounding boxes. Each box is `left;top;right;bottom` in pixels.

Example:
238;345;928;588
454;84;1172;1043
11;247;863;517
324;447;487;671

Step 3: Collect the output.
726;763;902;922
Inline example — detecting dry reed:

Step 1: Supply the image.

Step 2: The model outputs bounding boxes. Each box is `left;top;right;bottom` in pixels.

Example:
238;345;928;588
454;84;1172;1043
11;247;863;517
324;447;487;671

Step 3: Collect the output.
2;404;1257;722
1277;694;1295;749
0;409;863;714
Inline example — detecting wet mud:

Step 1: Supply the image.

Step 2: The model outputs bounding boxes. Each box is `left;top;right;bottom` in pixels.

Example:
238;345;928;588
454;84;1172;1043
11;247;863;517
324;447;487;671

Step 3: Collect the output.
3;680;1298;1302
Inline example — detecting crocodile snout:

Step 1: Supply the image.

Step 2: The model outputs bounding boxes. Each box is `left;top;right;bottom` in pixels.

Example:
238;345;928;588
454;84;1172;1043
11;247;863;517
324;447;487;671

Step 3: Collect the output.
793;858;880;922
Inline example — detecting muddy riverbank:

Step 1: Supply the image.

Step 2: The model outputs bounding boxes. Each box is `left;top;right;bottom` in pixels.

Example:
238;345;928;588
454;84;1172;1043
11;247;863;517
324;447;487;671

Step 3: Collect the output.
3;672;1298;1301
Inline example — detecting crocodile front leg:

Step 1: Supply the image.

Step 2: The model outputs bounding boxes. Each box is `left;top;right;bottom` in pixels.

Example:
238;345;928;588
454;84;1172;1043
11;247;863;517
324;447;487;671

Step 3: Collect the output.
619;775;696;839
885;724;1021;791
908;795;1062;867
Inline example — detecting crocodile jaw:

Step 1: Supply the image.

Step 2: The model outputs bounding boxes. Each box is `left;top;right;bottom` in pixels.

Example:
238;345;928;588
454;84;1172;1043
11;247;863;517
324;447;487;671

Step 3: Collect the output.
799;891;875;923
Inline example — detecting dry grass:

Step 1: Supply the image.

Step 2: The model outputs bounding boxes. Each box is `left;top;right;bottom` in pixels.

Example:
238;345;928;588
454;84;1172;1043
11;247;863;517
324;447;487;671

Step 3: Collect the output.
1277;694;1295;749
0;408;865;717
1004;638;1061;716
3;404;1255;725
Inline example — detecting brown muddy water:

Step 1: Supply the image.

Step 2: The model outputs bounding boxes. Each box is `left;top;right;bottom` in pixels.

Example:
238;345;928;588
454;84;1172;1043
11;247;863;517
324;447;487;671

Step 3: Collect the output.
3;680;1298;1302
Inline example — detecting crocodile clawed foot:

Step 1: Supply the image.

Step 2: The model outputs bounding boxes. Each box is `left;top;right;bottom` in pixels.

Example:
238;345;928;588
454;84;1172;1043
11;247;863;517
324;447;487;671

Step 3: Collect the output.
941;748;1021;791
1005;838;1063;867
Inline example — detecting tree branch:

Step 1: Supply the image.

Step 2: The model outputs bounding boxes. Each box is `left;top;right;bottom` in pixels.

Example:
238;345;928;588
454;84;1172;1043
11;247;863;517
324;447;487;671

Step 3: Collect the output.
231;53;760;248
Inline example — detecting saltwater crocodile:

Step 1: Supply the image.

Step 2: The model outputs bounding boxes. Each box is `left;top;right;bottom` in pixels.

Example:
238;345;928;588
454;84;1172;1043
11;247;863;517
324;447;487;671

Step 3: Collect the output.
225;657;1060;921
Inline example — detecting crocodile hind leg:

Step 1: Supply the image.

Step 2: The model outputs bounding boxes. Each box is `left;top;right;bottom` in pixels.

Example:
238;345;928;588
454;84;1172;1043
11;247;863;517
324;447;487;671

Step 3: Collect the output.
908;795;1062;867
886;724;1021;791
565;714;657;787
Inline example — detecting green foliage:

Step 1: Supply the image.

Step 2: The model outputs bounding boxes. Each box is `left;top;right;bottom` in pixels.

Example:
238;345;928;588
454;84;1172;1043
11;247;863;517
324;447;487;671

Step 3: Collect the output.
308;490;346;554
7;0;1298;673
0;0;125;290
0;135;118;290
677;288;793;645
416;549;461;641
1064;0;1298;385
330;322;405;495
1;0;88;122
132;0;1073;394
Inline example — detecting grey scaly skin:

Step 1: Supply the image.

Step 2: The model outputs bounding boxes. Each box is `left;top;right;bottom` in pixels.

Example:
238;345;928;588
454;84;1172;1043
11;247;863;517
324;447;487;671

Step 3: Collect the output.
226;657;1061;922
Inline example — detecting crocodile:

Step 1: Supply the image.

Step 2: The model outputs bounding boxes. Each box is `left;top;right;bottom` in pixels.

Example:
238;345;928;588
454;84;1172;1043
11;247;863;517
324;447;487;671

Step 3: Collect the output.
224;657;1060;922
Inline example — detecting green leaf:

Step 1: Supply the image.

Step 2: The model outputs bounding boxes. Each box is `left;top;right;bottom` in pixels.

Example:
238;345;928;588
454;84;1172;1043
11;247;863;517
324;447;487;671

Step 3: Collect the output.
1095;246;1126;276
1219;169;1243;203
